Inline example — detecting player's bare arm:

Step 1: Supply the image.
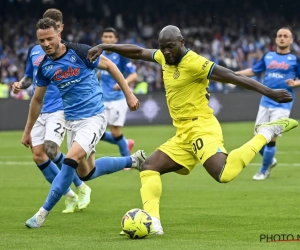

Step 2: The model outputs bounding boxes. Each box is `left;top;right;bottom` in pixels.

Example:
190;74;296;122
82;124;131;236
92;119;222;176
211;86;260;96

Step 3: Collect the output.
88;44;155;62
210;65;292;103
113;72;137;90
235;68;255;77
12;76;33;94
22;86;47;148
98;55;140;111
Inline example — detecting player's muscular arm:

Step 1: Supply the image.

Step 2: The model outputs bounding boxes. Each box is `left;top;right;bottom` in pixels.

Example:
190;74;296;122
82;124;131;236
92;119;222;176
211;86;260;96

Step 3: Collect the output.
126;72;138;84
210;65;292;103
235;68;255;77
12;76;33;94
88;44;155;62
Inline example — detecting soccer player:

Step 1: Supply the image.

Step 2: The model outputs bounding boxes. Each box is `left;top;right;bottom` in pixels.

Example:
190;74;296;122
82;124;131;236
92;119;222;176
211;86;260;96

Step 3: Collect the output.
22;18;144;228
12;8;91;213
99;27;137;160
87;25;298;234
236;27;300;180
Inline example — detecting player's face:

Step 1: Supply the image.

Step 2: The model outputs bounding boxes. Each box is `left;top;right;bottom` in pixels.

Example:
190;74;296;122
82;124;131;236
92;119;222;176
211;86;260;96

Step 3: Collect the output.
55;21;64;33
37;27;60;56
101;32;118;44
159;39;182;65
275;29;293;50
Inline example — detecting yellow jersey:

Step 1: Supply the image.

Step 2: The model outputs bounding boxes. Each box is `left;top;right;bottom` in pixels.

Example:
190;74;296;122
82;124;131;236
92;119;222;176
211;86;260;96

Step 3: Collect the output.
153;49;215;130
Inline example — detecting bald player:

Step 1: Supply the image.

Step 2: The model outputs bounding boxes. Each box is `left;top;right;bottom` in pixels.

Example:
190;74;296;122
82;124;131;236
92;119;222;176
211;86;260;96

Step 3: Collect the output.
237;27;300;180
88;25;298;234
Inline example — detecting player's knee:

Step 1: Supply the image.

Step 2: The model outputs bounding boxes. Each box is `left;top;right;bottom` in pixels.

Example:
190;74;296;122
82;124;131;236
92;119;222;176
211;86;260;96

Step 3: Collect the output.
44;141;58;160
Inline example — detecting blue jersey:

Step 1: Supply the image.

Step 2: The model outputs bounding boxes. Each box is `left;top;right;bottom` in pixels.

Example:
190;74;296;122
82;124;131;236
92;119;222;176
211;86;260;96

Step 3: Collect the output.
36;42;104;120
252;51;300;110
100;51;135;102
25;44;63;113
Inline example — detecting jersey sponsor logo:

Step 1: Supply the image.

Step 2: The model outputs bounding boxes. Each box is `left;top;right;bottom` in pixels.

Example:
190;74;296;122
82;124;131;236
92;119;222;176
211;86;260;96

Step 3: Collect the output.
173;69;180;79
202;60;209;70
31;51;40;56
69;55;76;62
54;66;80;81
58;78;82;88
33;55;45;66
267;72;285;79
267;60;290;70
45;65;53;71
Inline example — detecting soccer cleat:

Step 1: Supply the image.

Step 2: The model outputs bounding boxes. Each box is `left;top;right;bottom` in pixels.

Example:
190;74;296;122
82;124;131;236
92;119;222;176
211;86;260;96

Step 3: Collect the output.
150;216;164;235
253;158;277;181
25;209;48;228
127;139;135;153
77;185;92;210
255;118;298;140
62;194;79;213
130;150;146;170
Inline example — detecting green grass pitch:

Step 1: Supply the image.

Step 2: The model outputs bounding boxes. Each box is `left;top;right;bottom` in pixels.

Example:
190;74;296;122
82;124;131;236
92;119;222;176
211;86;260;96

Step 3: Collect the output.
0;122;299;250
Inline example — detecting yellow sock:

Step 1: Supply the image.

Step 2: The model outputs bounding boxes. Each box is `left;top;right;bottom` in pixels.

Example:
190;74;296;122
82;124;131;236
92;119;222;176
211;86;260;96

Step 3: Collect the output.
140;170;162;219
220;134;267;183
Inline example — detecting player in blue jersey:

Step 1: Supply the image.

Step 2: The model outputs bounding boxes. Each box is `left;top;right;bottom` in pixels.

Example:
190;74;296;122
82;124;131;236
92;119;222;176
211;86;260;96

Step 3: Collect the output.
22;18;144;228
12;9;91;213
99;28;137;163
237;27;300;180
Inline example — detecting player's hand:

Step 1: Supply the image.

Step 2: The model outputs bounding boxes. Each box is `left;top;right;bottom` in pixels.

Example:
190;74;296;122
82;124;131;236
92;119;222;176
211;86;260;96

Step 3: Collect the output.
21;132;32;148
286;79;296;87
113;83;121;90
12;82;22;94
268;89;293;103
126;93;140;111
88;45;104;62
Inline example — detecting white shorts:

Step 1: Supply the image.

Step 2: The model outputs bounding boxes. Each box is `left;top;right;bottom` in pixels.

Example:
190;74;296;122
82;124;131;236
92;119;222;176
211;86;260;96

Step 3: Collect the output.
104;98;128;126
31;110;66;147
254;106;290;134
66;111;107;158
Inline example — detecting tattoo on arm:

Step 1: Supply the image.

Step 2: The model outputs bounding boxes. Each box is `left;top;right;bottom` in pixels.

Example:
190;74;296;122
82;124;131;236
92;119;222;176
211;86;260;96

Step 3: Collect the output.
20;76;33;89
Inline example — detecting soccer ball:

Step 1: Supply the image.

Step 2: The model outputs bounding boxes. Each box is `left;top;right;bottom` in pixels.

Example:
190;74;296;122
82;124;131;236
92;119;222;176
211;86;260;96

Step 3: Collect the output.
121;208;152;239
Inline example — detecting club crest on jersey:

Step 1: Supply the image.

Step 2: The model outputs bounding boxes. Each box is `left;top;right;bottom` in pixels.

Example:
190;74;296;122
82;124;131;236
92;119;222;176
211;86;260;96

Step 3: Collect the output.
33;55;45;66
267;60;289;70
54;66;80;81
69;55;76;62
173;69;180;79
45;65;53;71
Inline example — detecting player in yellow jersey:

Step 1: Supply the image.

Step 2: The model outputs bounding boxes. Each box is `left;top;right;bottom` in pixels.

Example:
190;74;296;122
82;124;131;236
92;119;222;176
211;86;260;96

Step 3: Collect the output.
88;25;298;235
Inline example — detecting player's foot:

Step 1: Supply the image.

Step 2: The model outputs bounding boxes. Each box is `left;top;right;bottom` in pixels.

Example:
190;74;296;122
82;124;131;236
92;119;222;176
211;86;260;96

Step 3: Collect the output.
255;118;298;141
130;150;146;170
252;158;277;180
127;139;135;153
77;185;91;210
25;208;48;228
150;216;164;235
62;194;79;213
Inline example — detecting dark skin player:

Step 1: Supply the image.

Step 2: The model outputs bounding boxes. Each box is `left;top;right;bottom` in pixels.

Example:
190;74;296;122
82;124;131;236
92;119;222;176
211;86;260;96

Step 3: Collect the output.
88;25;292;181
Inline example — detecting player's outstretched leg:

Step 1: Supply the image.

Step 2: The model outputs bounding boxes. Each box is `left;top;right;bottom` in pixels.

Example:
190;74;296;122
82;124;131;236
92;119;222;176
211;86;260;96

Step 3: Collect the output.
219;118;298;183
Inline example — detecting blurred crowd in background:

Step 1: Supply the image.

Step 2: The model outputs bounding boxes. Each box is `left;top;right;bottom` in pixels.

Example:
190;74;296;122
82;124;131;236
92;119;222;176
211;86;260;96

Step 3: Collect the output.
1;0;300;99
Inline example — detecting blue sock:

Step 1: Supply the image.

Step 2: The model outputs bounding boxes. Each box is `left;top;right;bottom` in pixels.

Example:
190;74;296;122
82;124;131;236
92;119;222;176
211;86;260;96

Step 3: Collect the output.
38;159;71;196
101;132;117;144
259;145;265;157
260;144;276;174
53;152;82;188
43;159;78;211
84;156;132;181
115;135;130;156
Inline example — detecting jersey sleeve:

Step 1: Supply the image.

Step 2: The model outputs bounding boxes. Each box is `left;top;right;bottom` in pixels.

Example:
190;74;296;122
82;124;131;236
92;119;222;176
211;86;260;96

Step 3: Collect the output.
36;61;50;87
192;55;215;79
24;45;35;78
252;55;266;74
120;56;136;74
295;57;300;78
65;42;100;69
152;50;164;65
